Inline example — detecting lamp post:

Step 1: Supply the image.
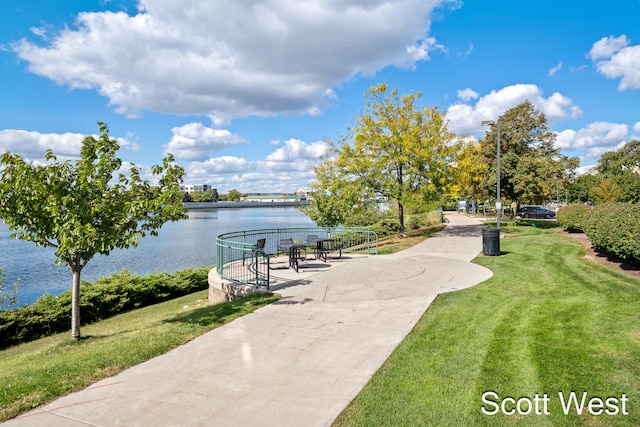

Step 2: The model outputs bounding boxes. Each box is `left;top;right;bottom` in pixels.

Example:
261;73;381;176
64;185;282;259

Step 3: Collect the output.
482;119;501;231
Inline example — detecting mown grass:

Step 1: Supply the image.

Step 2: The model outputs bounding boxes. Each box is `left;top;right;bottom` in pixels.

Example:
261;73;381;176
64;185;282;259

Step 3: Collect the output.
377;225;445;254
0;291;279;421
335;223;640;426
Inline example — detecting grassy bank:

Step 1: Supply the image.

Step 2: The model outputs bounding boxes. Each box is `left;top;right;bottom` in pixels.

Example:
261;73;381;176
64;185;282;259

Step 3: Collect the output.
0;291;279;421
335;222;640;426
377;225;445;254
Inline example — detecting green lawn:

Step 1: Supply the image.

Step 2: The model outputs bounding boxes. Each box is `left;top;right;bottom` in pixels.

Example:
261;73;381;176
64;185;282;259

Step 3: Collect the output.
0;291;279;421
335;223;640;426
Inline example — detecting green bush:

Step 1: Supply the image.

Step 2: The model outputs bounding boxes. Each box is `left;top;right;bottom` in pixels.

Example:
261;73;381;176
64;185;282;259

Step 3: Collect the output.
407;211;442;230
369;217;399;237
556;204;591;232
0;266;212;349
583;203;640;262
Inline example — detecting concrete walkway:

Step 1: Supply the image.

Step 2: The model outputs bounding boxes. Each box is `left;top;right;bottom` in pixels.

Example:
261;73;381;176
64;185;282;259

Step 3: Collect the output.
3;213;492;427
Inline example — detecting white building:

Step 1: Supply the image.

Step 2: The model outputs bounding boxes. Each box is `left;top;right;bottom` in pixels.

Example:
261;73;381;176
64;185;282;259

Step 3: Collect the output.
179;184;212;193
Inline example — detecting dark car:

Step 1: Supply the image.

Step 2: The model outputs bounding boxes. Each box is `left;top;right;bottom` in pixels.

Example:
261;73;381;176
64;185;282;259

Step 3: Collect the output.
517;206;556;219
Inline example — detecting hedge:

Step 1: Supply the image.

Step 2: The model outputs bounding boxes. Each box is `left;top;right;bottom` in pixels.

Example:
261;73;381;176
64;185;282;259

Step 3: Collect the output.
556;204;592;232
0;266;212;349
582;203;640;263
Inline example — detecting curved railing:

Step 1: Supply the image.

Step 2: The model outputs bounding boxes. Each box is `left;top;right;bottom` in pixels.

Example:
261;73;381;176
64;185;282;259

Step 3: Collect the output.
216;227;378;289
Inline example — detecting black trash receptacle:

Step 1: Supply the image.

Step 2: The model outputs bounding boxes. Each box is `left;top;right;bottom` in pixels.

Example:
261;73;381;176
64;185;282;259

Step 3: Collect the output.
482;228;500;256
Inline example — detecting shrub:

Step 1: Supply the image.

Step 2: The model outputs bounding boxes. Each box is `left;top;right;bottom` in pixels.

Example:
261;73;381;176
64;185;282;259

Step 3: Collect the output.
583;203;640;262
369;217;399;237
556;204;591;232
0;266;212;349
407;211;442;230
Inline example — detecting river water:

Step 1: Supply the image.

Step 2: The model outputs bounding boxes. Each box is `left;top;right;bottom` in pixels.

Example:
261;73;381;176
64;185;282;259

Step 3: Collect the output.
0;207;314;307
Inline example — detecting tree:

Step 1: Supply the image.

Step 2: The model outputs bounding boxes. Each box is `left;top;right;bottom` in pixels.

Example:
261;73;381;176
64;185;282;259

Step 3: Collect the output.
304;155;377;227
613;173;640;203
478;101;579;205
590;178;622;202
226;188;242;202
0;123;186;339
448;137;488;201
597;139;640;176
596;140;640;203
313;83;458;234
568;174;601;203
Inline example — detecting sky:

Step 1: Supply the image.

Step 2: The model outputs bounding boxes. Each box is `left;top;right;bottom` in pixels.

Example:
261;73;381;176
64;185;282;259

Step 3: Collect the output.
1;0;639;194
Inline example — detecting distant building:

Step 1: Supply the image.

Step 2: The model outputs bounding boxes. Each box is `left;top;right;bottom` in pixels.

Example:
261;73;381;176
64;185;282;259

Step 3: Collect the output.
179;184;213;193
241;193;305;203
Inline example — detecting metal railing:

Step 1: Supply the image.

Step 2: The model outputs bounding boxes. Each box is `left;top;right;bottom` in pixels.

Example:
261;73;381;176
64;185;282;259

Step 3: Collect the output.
216;227;378;289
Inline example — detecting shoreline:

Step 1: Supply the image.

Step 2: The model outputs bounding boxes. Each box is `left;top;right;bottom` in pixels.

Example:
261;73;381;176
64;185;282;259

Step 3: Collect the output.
184;201;309;209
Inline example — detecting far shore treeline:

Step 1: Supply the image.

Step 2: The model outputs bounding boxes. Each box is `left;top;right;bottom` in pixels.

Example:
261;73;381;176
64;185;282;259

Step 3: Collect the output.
184;201;309;209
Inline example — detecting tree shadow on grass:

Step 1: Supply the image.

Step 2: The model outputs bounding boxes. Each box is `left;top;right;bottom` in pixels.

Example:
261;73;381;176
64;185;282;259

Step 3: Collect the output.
164;294;279;327
511;219;560;229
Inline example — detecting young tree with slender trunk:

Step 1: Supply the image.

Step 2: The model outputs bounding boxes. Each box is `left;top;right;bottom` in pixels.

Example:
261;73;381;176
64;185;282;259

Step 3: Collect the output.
0;123;186;340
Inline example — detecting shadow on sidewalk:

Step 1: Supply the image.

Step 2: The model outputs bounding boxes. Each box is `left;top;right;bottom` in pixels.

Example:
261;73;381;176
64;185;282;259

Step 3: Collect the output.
434;223;485;237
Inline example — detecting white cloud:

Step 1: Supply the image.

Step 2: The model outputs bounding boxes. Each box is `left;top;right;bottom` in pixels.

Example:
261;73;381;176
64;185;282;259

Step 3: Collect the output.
548;61;562;76
406;37;447;65
258;138;328;171
186;156;254;176
0;129;139;162
165;122;246;161
456;88;478;102
588;35;629;60
182;138;329;192
556;122;629;160
14;0;448;118
30;26;47;38
633;121;640;137
458;42;473;59
446;84;582;135
576;164;597;176
569;64;588;73
588;35;640;90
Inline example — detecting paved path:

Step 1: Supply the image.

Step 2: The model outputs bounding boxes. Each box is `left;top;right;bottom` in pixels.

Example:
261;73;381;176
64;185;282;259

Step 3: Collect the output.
3;213;492;427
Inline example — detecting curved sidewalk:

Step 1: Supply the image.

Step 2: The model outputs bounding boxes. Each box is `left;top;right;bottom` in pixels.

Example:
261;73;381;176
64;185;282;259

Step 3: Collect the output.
3;213;492;427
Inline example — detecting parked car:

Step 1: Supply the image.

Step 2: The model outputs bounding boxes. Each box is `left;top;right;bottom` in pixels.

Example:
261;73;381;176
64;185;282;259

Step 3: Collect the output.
517;206;556;219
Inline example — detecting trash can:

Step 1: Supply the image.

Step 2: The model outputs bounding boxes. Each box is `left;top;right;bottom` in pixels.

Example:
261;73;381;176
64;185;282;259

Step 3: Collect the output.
482;228;500;256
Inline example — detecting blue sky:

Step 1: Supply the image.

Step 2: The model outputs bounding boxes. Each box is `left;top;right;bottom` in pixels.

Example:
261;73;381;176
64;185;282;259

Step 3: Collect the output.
1;0;639;194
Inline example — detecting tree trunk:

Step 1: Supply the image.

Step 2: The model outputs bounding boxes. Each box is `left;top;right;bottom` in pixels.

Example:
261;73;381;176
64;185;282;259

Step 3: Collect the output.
398;202;405;236
71;268;81;340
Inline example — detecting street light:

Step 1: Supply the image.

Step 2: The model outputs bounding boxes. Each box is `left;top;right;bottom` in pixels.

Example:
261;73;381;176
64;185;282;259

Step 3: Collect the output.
482;119;501;231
